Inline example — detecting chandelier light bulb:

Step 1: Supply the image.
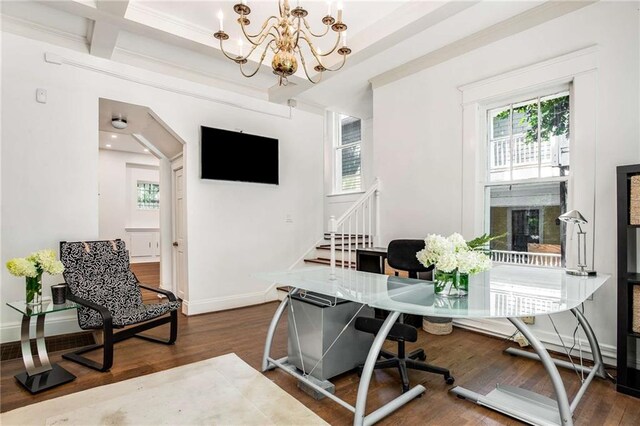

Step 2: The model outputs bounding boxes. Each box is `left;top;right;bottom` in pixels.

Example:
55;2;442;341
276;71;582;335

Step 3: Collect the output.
326;0;331;16
238;38;244;56
342;31;347;46
241;0;247;5
217;10;224;31
337;1;343;21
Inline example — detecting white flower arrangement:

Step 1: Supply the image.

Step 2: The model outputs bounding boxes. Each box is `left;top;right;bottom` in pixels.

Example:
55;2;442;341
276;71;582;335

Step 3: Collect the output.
6;249;64;277
416;232;493;275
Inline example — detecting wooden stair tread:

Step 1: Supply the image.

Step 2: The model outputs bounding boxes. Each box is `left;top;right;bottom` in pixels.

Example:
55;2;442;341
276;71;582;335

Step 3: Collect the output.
304;258;355;267
316;243;367;249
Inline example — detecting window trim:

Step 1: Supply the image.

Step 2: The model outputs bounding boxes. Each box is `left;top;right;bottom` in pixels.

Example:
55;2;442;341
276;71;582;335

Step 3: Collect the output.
333;113;363;194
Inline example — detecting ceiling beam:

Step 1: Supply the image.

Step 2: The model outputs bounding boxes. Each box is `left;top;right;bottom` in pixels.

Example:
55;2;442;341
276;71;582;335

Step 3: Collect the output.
88;1;129;59
89;20;121;58
268;1;480;104
369;1;597;89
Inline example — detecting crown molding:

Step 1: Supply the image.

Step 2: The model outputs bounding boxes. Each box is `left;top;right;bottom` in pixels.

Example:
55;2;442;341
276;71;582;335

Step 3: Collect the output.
113;46;269;100
125;2;212;38
0;13;89;52
42;50;295;119
369;0;597;89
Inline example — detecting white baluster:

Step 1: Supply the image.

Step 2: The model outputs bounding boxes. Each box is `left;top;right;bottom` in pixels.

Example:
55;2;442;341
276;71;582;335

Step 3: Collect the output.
329;215;336;277
348;217;352;270
368;197;372;248
375;187;381;248
341;223;345;269
362;203;367;255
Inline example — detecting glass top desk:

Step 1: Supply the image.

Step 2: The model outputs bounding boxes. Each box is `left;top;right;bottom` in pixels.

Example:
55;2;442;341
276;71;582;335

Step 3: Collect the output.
257;265;610;426
7;300;78;393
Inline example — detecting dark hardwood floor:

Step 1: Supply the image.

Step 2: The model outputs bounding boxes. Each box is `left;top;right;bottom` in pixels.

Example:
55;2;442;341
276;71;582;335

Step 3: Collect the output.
2;300;639;425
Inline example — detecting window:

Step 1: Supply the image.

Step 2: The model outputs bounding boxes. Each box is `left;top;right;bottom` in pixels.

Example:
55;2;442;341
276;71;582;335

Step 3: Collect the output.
485;89;570;268
137;182;160;210
334;114;362;193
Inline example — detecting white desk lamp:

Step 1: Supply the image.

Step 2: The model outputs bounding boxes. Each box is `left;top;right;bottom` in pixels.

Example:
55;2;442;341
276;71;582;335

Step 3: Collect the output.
558;210;597;276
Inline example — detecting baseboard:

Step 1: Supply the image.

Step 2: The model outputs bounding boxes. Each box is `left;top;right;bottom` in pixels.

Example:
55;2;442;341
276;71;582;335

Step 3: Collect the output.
0;313;82;344
453;318;618;367
182;291;269;316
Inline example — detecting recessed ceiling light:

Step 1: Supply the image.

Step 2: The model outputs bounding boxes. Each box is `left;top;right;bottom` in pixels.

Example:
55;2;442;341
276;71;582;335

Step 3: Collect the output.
144;148;150;152
106;144;112;148
111;134;117;139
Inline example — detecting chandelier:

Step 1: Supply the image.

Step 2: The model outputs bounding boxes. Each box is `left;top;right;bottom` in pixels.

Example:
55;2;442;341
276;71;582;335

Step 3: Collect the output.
214;0;351;86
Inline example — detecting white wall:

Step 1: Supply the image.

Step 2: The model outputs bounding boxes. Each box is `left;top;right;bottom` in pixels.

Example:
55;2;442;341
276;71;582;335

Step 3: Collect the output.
1;33;324;341
372;2;639;364
98;149;159;241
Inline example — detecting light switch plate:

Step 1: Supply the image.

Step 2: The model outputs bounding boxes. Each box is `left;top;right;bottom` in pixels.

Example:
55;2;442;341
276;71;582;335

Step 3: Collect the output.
36;88;47;104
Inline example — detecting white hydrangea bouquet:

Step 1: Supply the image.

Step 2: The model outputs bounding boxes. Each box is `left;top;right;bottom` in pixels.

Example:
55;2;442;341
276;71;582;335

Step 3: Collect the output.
416;233;493;297
6;249;65;305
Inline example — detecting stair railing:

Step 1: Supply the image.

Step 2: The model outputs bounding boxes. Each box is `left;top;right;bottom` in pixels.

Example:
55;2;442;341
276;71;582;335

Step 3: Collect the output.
328;178;381;270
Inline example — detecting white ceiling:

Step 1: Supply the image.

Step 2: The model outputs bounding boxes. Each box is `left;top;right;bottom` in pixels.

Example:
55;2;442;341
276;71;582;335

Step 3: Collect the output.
99;131;155;156
98;98;184;159
0;0;582;117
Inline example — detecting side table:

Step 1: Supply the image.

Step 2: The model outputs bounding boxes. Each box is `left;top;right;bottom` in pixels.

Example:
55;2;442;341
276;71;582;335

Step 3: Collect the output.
6;300;78;393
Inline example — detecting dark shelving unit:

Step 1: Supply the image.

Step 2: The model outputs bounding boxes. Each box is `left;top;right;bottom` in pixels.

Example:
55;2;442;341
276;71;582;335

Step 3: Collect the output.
616;164;640;398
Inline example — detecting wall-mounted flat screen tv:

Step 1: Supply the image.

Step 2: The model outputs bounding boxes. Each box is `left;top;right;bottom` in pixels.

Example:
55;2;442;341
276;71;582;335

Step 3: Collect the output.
201;126;279;185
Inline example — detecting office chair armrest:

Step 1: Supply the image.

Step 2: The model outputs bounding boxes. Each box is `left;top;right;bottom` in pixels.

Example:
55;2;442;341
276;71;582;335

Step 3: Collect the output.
65;293;113;328
137;284;178;302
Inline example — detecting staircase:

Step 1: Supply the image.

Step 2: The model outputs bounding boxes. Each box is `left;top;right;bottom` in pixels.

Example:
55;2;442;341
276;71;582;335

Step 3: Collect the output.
303;234;372;268
274;179;381;298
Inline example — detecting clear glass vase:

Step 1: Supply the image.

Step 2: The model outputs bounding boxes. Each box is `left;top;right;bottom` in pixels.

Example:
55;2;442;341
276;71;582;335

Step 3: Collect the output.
25;273;43;306
433;269;468;298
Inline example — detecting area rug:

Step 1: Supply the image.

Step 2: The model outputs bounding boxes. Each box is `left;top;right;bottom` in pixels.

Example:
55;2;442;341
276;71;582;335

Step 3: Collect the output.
1;353;328;425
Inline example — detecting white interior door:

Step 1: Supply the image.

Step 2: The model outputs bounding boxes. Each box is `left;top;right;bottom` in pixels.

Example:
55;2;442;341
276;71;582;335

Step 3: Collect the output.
172;166;186;299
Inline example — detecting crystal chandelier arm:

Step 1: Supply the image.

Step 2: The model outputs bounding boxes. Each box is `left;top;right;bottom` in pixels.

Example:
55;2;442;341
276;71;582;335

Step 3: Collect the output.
239;39;276;78
301;16;330;38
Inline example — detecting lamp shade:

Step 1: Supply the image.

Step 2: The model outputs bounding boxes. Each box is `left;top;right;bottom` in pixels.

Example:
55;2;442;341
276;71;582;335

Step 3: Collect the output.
558;209;587;225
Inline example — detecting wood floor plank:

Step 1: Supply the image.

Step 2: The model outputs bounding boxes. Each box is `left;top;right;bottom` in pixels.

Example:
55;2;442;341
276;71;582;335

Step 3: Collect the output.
1;301;638;425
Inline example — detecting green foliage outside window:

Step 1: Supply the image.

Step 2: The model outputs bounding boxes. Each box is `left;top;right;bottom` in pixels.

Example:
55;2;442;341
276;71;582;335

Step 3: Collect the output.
495;95;570;143
137;182;160;210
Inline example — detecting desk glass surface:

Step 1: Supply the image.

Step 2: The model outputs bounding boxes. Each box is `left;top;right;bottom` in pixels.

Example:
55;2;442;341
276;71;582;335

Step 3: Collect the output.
256;265;610;318
7;300;77;317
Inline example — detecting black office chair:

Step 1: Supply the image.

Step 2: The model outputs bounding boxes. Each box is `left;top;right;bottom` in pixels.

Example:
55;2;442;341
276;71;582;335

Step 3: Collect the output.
355;239;454;393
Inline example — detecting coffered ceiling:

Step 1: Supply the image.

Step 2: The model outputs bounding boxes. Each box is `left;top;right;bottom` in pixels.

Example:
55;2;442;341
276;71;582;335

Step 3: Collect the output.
1;1;592;117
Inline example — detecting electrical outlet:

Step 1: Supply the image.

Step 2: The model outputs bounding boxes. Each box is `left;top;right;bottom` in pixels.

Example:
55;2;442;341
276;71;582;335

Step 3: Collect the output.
521;316;535;325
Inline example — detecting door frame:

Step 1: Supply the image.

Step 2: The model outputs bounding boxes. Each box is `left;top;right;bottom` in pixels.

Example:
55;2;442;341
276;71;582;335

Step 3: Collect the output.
171;154;187;300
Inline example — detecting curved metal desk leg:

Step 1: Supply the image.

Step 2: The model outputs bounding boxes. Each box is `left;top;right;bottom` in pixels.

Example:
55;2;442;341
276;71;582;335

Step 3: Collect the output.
20;315;52;376
509;317;573;426
262;294;291;372
353;311;426;426
571;308;605;378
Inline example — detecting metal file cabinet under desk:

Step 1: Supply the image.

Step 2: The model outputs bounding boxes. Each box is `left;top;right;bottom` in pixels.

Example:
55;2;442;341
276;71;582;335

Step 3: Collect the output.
287;291;374;381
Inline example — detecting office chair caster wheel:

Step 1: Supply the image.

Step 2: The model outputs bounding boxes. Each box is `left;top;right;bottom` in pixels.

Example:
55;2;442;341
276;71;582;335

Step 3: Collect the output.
356;366;363;377
417;353;427;361
445;376;455;385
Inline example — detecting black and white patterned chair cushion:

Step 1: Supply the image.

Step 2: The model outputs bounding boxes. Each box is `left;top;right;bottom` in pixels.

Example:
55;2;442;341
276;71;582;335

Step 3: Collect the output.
61;240;180;329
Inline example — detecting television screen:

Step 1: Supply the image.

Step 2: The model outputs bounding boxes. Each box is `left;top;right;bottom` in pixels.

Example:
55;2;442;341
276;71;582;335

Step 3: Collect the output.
201;126;279;185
